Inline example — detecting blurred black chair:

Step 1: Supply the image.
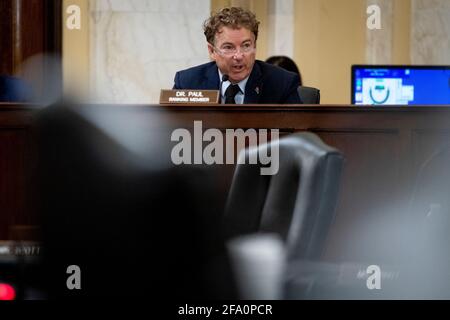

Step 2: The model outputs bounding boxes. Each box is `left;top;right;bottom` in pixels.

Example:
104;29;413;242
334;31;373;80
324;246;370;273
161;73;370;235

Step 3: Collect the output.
408;145;450;257
35;102;235;299
0;76;32;102
298;86;320;104
224;132;343;260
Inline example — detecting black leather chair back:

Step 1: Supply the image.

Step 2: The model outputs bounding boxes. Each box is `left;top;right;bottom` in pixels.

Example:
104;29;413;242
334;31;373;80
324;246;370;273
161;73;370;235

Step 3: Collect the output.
224;132;343;260
298;86;320;104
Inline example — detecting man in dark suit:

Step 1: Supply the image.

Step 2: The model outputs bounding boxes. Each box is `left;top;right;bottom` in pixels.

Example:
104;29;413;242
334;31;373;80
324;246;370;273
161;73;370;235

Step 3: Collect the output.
173;7;302;104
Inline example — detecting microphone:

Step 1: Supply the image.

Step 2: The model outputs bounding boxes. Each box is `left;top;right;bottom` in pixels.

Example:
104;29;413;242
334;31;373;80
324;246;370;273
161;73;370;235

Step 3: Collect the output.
220;74;229;103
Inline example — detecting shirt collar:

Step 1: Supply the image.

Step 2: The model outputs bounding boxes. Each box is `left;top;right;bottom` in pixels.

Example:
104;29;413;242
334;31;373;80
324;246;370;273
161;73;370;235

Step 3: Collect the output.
218;69;249;94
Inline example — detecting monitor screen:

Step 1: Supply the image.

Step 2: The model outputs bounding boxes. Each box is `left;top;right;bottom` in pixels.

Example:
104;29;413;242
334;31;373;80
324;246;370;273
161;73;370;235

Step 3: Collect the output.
351;65;450;105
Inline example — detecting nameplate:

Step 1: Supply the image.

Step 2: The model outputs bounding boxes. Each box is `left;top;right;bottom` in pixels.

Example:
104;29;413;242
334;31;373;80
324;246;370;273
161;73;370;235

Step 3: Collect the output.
0;241;42;256
160;90;219;104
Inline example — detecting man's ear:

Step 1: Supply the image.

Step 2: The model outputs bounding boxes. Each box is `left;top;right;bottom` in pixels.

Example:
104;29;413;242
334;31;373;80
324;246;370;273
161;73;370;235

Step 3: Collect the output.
207;44;216;61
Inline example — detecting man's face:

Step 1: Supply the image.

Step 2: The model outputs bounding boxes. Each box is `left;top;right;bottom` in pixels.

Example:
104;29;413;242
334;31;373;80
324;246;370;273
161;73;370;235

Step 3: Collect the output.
208;26;256;84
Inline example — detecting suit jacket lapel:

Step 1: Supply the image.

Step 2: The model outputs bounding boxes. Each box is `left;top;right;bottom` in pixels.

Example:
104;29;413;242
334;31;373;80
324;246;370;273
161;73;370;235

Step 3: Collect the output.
244;62;263;104
203;63;220;90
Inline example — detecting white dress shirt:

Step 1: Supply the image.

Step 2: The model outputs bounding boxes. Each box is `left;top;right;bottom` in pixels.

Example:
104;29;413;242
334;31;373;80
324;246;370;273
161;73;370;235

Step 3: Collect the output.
218;69;249;104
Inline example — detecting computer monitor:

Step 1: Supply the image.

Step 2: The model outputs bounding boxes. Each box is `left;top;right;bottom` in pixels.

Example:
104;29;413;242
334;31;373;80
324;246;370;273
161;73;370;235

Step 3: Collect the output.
351;65;450;105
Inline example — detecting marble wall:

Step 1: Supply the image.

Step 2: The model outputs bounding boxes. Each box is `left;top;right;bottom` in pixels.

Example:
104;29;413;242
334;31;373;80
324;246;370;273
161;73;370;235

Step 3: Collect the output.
89;0;210;103
365;0;450;65
267;0;294;58
365;0;393;64
411;0;450;64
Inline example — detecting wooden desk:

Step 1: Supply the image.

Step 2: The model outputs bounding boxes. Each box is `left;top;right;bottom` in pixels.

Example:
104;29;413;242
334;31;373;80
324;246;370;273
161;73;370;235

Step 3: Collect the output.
2;103;450;262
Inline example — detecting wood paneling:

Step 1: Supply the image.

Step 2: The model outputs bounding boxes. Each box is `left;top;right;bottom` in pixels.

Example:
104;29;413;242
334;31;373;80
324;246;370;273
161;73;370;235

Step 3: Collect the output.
0;1;14;75
0;0;62;77
0;105;35;240
0;130;26;238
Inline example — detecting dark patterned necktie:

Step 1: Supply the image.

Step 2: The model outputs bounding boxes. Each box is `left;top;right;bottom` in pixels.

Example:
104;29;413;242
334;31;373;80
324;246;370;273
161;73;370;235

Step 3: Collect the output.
224;84;241;104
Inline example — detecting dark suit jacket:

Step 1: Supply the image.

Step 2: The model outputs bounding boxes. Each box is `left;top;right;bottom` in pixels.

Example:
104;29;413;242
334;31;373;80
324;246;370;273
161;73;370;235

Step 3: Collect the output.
173;60;302;104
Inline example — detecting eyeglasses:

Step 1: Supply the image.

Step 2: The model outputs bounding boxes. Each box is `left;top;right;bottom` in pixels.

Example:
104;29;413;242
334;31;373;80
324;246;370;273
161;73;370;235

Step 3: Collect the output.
213;43;255;56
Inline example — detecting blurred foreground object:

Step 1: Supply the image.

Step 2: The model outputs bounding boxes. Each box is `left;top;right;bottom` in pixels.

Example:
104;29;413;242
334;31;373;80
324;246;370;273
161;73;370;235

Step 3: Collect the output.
35;102;235;298
227;234;285;299
224;132;344;299
225;132;344;259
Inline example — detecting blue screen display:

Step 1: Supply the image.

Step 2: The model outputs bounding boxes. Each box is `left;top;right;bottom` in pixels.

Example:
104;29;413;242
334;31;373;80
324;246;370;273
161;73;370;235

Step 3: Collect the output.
352;66;450;105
